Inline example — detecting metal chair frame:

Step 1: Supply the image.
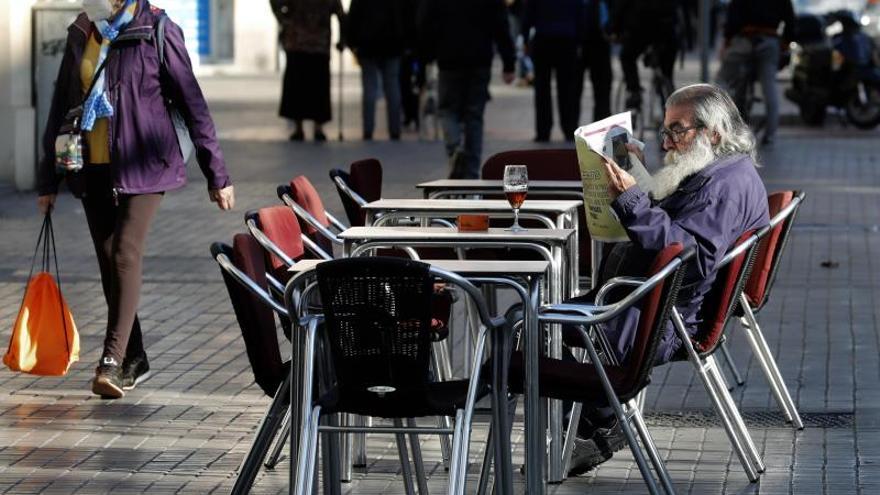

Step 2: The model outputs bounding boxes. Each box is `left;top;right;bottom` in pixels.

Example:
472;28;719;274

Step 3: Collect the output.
537;246;695;494
286;262;507;495
668;229;769;482
728;192;806;429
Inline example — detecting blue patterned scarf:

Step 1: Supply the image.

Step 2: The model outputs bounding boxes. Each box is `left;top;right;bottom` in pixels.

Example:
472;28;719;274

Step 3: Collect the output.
81;0;137;131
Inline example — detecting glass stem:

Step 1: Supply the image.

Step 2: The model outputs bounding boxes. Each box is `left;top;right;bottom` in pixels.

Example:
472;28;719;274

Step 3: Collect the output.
513;208;520;229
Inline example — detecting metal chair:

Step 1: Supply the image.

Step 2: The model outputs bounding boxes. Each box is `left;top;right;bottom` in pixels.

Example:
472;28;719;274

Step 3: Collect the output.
285;257;506;495
669;229;768;482
329;158;383;227
506;243;694;494
729;191;806;429
211;235;293;494
277;176;349;261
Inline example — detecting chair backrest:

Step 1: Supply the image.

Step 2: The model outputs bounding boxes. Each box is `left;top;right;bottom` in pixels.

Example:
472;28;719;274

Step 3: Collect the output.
481;149;581;180
693;230;760;355
315;257;435;397
329;159;383;227
350;158;383;202
288;176;335;256
618;243;690;398
211;235;286;397
248;206;306;275
743;191;803;311
481;148;592;274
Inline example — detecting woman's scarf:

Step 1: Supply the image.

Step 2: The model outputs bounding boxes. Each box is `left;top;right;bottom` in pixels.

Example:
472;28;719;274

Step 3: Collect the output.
81;0;138;132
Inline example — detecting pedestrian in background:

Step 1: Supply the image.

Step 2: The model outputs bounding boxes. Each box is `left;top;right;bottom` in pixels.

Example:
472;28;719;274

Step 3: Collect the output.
271;0;346;142
346;0;409;141
418;0;515;179
574;0;612;124
611;0;685;110
716;0;795;146
522;0;582;142
36;0;234;399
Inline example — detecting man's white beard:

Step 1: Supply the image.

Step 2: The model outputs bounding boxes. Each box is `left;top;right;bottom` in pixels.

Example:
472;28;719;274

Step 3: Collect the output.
651;134;717;200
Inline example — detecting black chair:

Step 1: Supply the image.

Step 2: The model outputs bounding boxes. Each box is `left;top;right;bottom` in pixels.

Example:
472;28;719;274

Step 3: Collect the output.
285;257;506;495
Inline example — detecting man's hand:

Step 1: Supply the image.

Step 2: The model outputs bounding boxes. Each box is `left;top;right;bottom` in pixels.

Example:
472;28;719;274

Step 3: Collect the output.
209;185;235;211
603;157;636;200
624;142;645;164
37;194;57;215
502;71;515;85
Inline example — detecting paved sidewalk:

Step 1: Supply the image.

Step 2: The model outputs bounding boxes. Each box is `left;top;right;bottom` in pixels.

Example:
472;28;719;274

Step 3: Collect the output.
0;58;878;494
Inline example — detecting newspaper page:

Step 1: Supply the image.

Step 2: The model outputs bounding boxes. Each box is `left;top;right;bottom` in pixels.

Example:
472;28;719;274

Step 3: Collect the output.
574;111;654;242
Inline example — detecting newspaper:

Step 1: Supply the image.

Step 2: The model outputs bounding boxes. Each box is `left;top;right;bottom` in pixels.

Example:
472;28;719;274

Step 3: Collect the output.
574;111;654;242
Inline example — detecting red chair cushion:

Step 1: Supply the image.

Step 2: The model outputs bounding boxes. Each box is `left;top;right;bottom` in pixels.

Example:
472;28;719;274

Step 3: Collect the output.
289;176;331;233
350;158;383;203
256;206;305;271
744;191;794;308
481;149;580;180
694;231;755;353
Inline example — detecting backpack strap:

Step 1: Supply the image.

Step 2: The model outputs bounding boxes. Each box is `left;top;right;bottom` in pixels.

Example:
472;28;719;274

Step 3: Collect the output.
156;13;167;68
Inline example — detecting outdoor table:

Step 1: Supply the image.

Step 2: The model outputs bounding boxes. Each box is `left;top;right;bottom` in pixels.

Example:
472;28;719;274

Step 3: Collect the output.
285;258;548;495
361;198;582;296
338;226;576;491
416;178;584;199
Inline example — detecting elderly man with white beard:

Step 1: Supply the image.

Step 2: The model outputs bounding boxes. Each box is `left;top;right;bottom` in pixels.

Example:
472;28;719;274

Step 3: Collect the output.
564;83;770;475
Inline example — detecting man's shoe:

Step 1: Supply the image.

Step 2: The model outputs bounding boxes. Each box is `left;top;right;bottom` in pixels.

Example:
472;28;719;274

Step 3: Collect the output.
92;357;124;399
289;130;305;141
568;436;613;476
314;130;327;142
121;353;151;391
533;135;550;143
594;417;628;456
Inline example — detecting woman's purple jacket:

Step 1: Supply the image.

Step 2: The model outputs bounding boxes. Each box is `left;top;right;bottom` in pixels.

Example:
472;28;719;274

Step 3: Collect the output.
37;1;231;197
605;153;770;365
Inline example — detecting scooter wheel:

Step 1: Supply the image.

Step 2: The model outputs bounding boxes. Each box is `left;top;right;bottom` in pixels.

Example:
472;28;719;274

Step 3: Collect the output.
845;86;880;130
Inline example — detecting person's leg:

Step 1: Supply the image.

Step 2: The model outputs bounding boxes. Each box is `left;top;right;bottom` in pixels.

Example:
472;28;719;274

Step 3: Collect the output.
461;68;492;179
101;193;163;365
715;36;753;119
589;40;613;121
755;36;781;142
438;69;465;158
360;57;379;140
382;56;403;139
620;34;647;103
555;38;580;138
531;35;554;140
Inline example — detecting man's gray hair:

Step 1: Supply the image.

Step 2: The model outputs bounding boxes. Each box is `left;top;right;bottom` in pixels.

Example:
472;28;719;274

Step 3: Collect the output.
666;83;757;162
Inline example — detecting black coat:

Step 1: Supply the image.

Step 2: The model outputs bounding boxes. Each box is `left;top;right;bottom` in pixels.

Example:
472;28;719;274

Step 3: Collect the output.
417;0;515;72
346;0;412;58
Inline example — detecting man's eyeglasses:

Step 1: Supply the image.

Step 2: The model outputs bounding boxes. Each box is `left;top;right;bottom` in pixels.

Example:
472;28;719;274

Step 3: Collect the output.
658;125;703;144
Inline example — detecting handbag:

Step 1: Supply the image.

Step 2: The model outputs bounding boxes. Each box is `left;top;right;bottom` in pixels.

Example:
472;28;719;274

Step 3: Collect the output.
156;14;195;164
3;214;80;376
54;56;110;174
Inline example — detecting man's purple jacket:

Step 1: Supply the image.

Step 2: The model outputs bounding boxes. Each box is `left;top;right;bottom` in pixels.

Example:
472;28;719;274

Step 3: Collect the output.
603;153;770;364
38;1;230;197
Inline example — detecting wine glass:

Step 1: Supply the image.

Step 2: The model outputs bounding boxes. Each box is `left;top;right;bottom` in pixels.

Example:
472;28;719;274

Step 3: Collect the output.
503;165;528;232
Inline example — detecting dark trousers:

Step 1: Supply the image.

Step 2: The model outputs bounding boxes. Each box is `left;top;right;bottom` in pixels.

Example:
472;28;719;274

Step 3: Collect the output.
531;35;579;139
575;38;613;123
620;31;678;94
400;53;425;127
438;67;491;179
81;169;162;364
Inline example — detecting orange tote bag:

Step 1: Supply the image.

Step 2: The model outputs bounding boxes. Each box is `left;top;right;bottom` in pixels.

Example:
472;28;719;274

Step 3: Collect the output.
4;214;79;376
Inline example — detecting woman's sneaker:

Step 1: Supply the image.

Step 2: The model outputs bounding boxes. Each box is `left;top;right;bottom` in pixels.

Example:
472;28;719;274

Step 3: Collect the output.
92;357;124;399
121;353;151;391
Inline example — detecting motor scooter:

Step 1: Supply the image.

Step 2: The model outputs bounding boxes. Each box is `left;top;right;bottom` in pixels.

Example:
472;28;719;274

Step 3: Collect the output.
786;10;880;129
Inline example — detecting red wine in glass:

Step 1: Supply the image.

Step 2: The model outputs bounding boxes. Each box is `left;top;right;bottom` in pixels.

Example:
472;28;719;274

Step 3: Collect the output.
503;165;528;232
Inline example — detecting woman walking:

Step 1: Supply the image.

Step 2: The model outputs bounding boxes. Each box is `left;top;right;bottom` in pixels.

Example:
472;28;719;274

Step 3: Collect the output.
271;0;346;142
36;0;234;399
